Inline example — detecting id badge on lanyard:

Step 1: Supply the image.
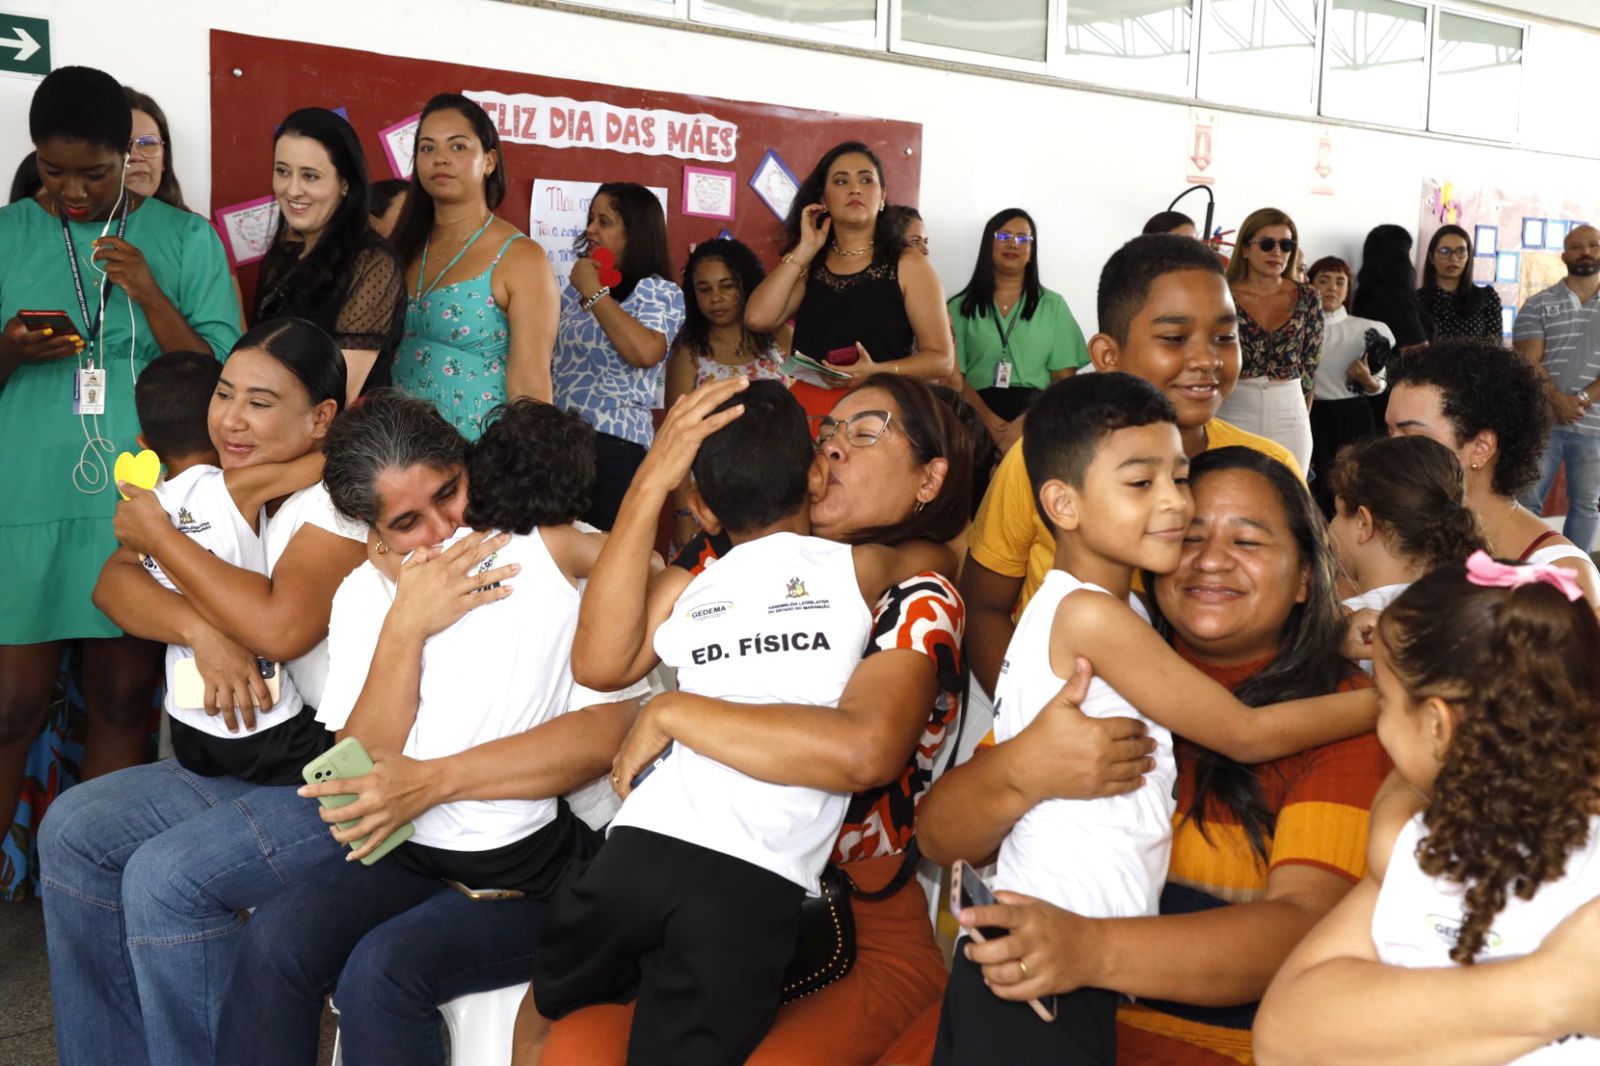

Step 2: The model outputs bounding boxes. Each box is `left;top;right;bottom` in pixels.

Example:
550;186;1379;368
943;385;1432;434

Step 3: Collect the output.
992;302;1022;389
62;195;129;411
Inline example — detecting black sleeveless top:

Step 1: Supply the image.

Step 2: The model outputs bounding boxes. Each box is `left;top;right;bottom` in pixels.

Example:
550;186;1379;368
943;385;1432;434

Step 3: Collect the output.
791;256;915;364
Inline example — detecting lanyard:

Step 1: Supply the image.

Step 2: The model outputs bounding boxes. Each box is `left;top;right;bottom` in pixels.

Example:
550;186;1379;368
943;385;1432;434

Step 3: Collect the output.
60;194;130;358
992;298;1024;358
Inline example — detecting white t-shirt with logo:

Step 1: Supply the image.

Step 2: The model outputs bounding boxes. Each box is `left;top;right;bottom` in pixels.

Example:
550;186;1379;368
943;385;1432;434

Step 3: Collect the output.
993;568;1178;918
610;531;870;894
1373;813;1600;1062
316;526;633;850
147;464;304;737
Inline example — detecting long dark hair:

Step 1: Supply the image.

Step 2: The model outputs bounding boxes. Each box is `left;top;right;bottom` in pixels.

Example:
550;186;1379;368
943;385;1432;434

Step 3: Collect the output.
253;108;381;333
123;87;186;211
573;182;671;303
955;207;1042;322
1353;224;1429;344
1420;224;1493;323
1149;447;1354;862
783;141;903;268
231;317;347;415
677;238;776;358
833;373;971;547
389;94;508;269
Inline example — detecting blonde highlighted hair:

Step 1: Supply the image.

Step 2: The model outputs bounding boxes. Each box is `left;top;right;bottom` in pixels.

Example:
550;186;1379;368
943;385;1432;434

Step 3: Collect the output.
1226;207;1302;285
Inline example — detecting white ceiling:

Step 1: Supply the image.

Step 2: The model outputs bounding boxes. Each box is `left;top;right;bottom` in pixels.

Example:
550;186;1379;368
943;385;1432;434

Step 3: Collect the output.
1472;0;1600;31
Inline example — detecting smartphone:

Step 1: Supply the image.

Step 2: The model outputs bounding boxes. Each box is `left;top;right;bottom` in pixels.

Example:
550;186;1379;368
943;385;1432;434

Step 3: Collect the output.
628;744;674;790
171;657;282;712
445;879;526;902
826;345;859;366
18;309;83;340
950;860;1058;1023
301;736;415;866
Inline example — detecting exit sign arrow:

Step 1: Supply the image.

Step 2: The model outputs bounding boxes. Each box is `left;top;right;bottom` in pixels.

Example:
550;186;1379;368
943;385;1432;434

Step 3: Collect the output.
0;12;49;77
0;25;39;62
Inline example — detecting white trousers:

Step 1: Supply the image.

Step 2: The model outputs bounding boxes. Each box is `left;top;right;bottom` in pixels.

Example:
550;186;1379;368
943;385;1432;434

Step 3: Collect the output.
1217;377;1313;472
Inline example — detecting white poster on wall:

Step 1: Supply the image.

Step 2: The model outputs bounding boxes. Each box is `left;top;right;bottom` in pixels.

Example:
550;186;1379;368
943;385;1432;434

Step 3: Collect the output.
465;89;738;162
529;179;669;288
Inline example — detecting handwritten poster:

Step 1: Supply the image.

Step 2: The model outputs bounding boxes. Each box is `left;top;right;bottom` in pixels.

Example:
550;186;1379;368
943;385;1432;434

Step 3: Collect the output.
379;113;421;179
465;89;739;162
529;178;669;287
213;195;280;266
682;166;736;220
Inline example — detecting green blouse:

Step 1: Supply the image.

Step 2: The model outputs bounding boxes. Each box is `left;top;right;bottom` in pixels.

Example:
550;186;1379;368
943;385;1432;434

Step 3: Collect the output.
0;196;240;643
950;287;1089;392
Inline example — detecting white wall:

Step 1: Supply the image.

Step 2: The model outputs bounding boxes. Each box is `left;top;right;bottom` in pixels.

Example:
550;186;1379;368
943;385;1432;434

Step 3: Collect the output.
12;0;1600;323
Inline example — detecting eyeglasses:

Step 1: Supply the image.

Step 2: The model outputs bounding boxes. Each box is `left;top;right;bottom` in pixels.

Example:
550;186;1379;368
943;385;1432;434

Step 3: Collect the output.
1434;247;1470;260
993;232;1035;245
1251;237;1297;254
813;410;894;448
129;135;165;157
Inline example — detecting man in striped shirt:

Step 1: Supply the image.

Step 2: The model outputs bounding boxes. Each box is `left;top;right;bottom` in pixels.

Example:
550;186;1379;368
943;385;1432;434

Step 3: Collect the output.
1515;224;1600;552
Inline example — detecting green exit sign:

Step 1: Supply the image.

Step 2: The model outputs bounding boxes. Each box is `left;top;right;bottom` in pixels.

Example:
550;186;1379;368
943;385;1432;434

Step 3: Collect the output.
0;12;47;78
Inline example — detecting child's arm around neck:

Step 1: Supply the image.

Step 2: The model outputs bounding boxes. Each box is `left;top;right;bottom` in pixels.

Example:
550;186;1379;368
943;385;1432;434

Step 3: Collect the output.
1055;591;1377;763
222;450;326;525
852;538;959;606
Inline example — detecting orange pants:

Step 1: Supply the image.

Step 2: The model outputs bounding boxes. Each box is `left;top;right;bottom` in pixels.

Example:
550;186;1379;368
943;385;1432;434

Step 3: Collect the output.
542;852;947;1066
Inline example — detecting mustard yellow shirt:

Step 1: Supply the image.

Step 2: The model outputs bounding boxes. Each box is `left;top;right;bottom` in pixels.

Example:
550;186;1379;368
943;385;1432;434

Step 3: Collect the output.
968;418;1304;614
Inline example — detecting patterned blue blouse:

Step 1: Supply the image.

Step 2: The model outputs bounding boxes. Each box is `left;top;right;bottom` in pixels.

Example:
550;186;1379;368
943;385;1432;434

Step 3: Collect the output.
552;275;685;449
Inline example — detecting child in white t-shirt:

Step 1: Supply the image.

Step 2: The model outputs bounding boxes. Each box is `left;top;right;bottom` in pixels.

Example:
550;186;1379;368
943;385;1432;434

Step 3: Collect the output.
933;374;1383;1066
1327;435;1485;673
125;350;324;782
529;380;952;1065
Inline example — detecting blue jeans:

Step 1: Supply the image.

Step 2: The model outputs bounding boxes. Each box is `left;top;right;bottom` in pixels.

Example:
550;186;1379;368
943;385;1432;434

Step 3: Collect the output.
1526;424;1600;553
216;852;549;1066
37;758;344;1066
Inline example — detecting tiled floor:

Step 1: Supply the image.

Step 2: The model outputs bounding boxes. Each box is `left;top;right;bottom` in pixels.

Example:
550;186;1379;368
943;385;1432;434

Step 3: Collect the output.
0;899;338;1066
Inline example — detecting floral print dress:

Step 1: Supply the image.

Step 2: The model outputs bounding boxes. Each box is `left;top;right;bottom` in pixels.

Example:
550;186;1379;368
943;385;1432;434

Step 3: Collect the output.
394;235;523;439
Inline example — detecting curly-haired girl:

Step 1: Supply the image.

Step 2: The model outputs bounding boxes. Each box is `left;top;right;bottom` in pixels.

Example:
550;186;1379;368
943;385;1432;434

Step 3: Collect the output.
1256;555;1600;1064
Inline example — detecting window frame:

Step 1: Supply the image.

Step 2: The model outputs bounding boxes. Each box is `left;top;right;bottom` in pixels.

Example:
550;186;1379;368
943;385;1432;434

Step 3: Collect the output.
1195;0;1324;115
1317;0;1434;131
887;0;1060;75
688;0;889;50
1057;0;1202;99
1427;1;1525;141
563;0;690;18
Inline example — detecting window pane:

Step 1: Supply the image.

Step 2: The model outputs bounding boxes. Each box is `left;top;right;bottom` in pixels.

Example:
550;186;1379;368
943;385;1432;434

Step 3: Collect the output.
901;0;1048;62
1321;0;1428;128
1198;0;1318;111
1062;0;1195;95
1431;12;1522;140
697;0;878;38
1520;26;1600;156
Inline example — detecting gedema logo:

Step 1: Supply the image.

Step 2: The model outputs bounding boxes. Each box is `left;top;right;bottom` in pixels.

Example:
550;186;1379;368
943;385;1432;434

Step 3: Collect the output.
688;600;732;622
1426;914;1502;952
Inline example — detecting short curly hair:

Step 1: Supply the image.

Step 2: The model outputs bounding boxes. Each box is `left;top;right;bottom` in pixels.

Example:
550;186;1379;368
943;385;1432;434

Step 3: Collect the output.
465;400;595;534
30;67;130;153
1387;341;1551;499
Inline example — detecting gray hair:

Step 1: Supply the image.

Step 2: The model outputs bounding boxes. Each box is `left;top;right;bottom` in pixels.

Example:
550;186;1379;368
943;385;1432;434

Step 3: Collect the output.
322;389;467;524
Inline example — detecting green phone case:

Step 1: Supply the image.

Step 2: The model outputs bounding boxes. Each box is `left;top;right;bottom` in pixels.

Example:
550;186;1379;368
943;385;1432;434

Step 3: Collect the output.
302;736;415;866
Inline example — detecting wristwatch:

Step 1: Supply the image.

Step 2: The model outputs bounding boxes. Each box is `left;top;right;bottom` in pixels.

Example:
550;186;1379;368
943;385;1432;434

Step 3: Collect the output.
1578;388;1592;408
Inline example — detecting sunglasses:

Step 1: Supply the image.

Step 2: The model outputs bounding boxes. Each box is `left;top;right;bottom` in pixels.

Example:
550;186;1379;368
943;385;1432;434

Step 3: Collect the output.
1250;237;1297;254
993;232;1035;245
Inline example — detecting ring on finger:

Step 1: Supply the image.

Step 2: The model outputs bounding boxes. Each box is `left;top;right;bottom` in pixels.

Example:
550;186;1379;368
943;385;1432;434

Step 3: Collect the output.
1018;958;1029;980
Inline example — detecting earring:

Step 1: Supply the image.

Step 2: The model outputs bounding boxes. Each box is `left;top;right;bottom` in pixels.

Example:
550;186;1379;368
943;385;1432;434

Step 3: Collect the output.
375;539;389;555
913;499;926;515
1470;461;1481;470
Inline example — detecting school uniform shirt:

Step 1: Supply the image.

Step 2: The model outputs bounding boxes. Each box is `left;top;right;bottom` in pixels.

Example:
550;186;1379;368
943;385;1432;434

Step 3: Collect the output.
1341;583;1411;677
146;464;303;737
949;288;1089;393
612;532;872;893
1372;813;1600;1063
993;569;1177;918
265;483;367;708
1117;650;1389;1065
1312;308;1395;401
315;547;646;838
970;421;1301;616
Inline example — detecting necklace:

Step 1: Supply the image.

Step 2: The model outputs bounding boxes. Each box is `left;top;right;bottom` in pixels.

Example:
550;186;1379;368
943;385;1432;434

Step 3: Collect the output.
832;239;874;258
416;212;493;300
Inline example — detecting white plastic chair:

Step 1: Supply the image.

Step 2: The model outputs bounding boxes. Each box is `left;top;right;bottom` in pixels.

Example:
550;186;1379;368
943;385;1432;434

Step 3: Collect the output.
331;983;529;1066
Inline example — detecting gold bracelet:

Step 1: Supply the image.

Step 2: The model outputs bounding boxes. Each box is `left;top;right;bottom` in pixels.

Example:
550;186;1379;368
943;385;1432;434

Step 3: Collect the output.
781;253;805;269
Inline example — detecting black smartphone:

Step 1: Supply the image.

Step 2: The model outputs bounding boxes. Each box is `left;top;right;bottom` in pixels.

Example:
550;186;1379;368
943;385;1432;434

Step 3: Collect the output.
18;309;83;340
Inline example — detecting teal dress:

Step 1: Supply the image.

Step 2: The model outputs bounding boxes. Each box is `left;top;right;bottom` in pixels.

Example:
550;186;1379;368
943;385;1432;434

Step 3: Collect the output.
0;197;240;644
393;234;525;439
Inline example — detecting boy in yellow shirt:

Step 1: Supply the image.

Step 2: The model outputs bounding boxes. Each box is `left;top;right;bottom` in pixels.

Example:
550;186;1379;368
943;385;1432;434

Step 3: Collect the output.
962;235;1300;696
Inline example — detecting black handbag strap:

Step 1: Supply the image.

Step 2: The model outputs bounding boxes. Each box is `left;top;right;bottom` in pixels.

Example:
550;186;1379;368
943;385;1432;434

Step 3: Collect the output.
845;837;923;903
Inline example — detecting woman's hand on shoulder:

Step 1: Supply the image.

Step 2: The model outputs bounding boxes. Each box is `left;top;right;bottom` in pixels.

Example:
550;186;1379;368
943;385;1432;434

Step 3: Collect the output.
388;530;518;638
962;891;1108;1000
635;376;750;496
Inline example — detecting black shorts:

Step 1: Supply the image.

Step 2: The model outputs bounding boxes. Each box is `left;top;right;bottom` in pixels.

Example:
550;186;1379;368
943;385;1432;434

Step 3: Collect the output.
531;827;804;1066
168;702;332;786
933;937;1117;1066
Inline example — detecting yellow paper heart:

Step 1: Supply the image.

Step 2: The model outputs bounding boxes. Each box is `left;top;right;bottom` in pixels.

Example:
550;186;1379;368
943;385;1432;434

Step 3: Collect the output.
114;449;162;499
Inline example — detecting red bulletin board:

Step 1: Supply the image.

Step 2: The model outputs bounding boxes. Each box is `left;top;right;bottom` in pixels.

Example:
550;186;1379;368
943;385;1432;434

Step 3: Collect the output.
209;30;923;308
